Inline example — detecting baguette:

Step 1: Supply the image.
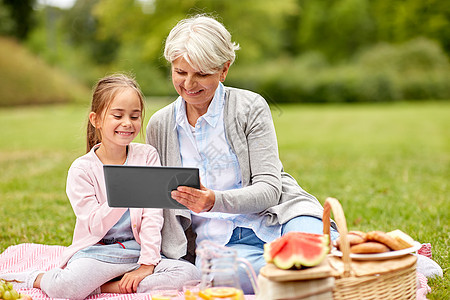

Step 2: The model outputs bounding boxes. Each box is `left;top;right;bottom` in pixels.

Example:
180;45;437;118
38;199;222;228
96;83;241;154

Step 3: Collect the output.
366;231;404;251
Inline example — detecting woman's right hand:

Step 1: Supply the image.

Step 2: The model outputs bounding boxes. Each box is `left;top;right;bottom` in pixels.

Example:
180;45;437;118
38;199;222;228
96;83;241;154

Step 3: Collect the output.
171;183;215;213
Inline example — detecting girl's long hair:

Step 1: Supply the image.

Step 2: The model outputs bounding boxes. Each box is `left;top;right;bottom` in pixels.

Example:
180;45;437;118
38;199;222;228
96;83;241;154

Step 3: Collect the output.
86;74;145;153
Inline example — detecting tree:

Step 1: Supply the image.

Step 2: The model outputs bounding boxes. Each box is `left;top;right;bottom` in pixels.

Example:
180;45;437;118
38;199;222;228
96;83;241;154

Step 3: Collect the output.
371;0;450;54
294;0;374;61
62;0;119;64
93;0;298;64
1;0;35;39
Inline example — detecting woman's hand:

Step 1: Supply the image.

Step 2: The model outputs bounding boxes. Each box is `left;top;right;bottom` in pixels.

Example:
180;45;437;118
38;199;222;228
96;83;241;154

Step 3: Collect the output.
118;264;155;293
171;183;215;213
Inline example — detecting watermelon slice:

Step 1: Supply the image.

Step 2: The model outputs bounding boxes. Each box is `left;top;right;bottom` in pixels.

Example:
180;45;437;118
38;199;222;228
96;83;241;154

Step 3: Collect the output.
263;235;289;263
264;232;329;269
283;231;327;247
264;232;326;262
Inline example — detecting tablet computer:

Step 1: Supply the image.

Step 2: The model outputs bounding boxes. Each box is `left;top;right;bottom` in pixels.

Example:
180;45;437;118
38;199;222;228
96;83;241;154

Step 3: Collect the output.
103;165;199;209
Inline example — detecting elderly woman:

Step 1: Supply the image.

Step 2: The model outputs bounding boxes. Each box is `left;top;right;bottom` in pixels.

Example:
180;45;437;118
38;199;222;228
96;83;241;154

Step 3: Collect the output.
147;15;338;294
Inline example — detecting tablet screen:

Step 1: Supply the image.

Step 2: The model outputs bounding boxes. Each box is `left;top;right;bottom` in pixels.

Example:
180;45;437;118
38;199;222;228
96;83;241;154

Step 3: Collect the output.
104;165;200;209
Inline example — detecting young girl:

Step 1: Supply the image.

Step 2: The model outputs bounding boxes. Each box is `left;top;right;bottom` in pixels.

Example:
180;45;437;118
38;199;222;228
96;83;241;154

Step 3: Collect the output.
1;74;200;299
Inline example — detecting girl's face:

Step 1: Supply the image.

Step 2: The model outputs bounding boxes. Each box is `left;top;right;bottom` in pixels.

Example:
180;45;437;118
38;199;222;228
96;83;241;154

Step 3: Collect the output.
171;57;230;108
92;88;142;149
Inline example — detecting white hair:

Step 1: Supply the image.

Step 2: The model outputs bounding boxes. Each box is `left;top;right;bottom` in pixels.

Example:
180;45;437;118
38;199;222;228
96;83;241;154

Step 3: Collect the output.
164;15;240;73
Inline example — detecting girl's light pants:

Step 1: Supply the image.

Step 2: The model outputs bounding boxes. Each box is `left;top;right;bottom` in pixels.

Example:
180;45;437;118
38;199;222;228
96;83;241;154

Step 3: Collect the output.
40;257;200;300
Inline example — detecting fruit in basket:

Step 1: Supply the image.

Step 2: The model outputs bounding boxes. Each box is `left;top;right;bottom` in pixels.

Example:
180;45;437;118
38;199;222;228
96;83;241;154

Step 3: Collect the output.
264;232;329;269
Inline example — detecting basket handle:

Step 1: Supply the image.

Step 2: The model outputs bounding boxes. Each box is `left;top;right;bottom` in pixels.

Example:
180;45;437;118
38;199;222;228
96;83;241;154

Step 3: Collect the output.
323;197;352;277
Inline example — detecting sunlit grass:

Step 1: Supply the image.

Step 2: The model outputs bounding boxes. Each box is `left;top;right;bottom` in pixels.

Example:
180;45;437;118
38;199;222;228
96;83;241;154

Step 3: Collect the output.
0;101;448;299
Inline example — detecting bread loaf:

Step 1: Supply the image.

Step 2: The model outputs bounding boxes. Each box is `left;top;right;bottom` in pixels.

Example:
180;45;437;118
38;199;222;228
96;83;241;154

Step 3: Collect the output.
336;231;367;249
366;231;404;251
350;242;390;254
336;229;415;254
387;229;415;249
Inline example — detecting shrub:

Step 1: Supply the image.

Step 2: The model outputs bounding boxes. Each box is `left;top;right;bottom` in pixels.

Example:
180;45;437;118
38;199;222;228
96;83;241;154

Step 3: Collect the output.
355;37;450;100
228;38;449;103
356;37;449;73
0;36;90;106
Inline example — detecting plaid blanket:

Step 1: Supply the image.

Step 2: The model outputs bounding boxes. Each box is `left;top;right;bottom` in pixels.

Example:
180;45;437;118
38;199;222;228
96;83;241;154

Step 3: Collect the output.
0;243;256;300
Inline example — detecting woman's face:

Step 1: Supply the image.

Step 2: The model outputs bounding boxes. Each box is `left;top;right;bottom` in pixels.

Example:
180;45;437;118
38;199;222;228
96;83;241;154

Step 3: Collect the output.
171;57;230;107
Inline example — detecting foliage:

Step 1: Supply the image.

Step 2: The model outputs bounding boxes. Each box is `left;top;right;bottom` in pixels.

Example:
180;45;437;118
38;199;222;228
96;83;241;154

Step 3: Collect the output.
356;38;450;101
89;0;299;95
292;0;450;61
228;38;450;103
103;0;448;63
0;0;35;39
370;0;450;52
0;36;90;106
293;0;375;61
24;6;109;89
62;0;120;65
7;0;450;102
0;1;14;35
0;101;448;299
93;0;298;63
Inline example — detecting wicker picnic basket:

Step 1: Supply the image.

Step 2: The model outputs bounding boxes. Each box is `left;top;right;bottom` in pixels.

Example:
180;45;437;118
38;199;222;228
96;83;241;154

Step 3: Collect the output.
322;197;417;300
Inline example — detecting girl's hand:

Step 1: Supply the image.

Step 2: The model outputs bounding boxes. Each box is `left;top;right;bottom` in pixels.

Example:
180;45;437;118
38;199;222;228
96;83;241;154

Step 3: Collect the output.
118;264;155;293
171;183;215;213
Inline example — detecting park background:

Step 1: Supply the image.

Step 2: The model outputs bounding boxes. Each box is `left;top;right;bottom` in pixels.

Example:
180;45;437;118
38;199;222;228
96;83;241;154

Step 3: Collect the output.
0;0;448;299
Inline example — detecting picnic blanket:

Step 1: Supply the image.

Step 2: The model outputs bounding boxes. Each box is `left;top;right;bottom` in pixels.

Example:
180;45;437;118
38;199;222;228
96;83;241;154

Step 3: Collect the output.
2;243;435;300
0;243;256;300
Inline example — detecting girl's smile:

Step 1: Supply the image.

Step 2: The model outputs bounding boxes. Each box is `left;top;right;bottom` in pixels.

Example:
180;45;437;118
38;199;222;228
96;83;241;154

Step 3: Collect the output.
90;88;142;164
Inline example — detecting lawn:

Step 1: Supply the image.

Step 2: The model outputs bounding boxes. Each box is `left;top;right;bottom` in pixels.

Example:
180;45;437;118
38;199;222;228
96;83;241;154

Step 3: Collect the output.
0;100;448;299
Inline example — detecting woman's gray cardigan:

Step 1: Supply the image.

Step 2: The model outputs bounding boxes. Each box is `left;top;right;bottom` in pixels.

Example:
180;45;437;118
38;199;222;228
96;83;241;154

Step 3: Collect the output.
146;86;334;260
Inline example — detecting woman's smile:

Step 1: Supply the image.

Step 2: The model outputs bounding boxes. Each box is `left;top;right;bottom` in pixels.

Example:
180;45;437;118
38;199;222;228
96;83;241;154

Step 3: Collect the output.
171;57;229;108
185;89;203;95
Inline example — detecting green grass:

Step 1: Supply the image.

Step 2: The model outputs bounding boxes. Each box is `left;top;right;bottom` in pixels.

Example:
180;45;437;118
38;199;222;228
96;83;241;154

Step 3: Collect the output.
0;101;448;298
